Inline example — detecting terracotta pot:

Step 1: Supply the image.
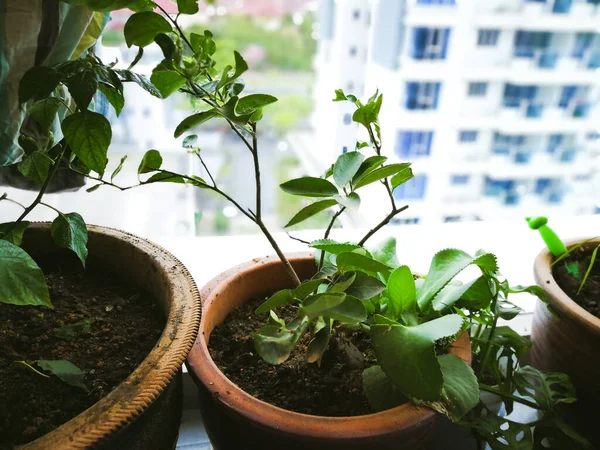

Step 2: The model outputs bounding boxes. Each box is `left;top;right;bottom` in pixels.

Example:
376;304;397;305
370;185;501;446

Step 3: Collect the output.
17;223;201;450
186;253;472;450
531;239;600;447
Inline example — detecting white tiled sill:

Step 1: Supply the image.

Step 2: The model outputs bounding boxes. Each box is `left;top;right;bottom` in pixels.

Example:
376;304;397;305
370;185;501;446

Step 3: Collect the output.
168;216;600;449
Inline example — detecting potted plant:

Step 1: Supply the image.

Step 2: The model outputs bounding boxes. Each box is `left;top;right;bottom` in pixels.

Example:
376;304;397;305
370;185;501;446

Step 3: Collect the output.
527;216;600;447
0;20;201;449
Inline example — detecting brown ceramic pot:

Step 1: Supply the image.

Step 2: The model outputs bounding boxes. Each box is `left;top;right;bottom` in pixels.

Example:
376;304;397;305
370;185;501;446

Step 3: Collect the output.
16;223;201;450
532;239;600;447
186;253;472;450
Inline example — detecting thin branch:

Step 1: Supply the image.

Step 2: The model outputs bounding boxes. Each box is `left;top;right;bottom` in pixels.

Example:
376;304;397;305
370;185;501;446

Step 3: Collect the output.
357;205;409;247
287;233;310;245
0;196;26;210
39;202;62;215
479;384;542;411
367;124;396;211
251;123;261;220
196;154;216;187
156;3;195;53
69;166;139;191
318;206;346;270
257;220;301;287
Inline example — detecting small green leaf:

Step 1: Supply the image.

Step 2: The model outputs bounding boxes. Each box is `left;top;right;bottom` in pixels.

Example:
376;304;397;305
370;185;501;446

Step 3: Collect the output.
333;151;364;187
36;359;88;391
336;252;392;273
18;66;60;104
66;71;98;110
62;111;111;175
496;301;523;320
345;272;385;300
0;221;30;246
354;163;411;189
27;98;63;130
51;319;92;340
98;83;124;116
116;69;162;98
111;155;127;182
18;151;54;184
177;0;198;14
124;12;172;48
369;237;400;272
236;94;277;114
300;293;346;318
284;199;337;227
138;149;162;174
363;365;409;412
182;135;198;149
352;156;387;185
86;184;102;193
310;239;361;255
51;213;88;268
254;316;309;365
154;33;176;59
323;295;367;323
387;265;416;319
577;244;600;295
306;319;332;364
233;50;248;78
255;289;295;314
150;71;186;98
334;192;360;210
293;279;326;300
145;172;186;184
280;177;338;198
391;167;414;190
174;110;218;138
0;240;51;307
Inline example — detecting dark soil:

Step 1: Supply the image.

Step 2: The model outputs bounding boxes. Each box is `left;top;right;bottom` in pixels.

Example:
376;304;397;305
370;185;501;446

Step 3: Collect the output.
209;296;374;417
0;256;165;449
554;245;600;317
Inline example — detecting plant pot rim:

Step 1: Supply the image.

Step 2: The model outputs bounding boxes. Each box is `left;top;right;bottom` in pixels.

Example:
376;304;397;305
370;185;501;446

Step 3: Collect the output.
21;223;202;449
186;252;472;440
534;237;600;337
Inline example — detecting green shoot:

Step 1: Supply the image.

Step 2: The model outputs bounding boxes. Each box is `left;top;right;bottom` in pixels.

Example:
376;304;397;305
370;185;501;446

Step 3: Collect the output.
577;244;600;296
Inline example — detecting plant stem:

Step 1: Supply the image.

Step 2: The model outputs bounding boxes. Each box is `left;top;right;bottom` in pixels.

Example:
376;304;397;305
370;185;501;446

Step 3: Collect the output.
251;123;261;221
257;220;301;287
287;233;310;245
477;284;500;379
0;196;26;209
358;205;409;247
196;154;216;187
367;124;396;211
39;202;62;215
479;384;542;410
318;206;346;270
156;4;195;53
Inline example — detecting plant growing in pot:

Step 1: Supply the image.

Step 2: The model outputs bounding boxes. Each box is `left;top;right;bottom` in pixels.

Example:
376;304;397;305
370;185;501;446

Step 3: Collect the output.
0;36;201;449
527;216;600;447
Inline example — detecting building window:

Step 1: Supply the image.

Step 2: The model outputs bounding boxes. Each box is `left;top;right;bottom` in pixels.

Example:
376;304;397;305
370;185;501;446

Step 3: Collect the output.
451;175;470;185
342;146;348;153
394;175;428;200
468;82;488;97
493;133;525;154
405;82;441;110
477;29;500;46
503;84;537;107
514;31;551;58
412;27;451;60
535;178;553;194
352;9;360;20
347;81;355;92
343;113;352;125
459;131;478;142
395;131;434;158
547;134;563;153
444;216;462;223
349;46;358;57
559;85;578;108
572;33;595;59
391;217;421;225
417;0;456;4
484;177;515;197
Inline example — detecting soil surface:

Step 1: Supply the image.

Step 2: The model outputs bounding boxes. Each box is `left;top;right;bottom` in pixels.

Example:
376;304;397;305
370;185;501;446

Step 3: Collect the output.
554;245;600;317
0;256;164;449
209;296;374;417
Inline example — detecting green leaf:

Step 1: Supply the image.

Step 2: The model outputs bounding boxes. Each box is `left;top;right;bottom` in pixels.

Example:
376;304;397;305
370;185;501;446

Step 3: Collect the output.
62;111;111;175
255;289;295;314
284;199;337;227
174;110;218;138
233;50;248;78
455;276;494;310
254;316;309;365
154;33;176;59
310;239;361;255
27;98;63;130
177;0;198;14
145;172;186;184
369;237;400;270
236;94;278;114
150;71;186;98
0;240;51;307
432;278;479;312
18;66;60;104
336;252;392;273
371;314;464;402
578;244;600;295
36;360;88;391
0;221;30;246
333;151;364;187
138;149;162;174
387;265;416;319
306;319;332;364
124;12;172;48
98;83;124;116
391;167;414;190
182;135;198;149
66;71;98;110
51;319;92;340
363;365;409;412
323;295;367;323
18;151;54;184
333;193;360;210
111;155;127;182
345;272;385;300
51;213;88;268
280;177;338;198
352;156;387;185
300;293;346;318
354;163;411;189
293;279;326;300
86;184;102;193
496;300;522;320
504;284;547;301
116;69;162;98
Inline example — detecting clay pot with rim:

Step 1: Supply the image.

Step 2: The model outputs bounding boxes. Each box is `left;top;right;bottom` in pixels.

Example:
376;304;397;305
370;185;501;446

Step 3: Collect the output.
186;252;472;450
531;238;600;447
13;223;201;450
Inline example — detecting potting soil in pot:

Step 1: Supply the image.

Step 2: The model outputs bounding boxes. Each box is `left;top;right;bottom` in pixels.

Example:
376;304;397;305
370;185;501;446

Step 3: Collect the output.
209;296;377;417
0;255;165;449
553;246;600;318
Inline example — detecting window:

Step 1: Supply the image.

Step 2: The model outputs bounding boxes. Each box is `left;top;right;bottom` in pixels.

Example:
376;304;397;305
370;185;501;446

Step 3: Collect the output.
484;177;515;197
547;134;563;153
391;217;421;225
451;175;470;185
478;29;500;46
468;82;487;97
503;84;536;107
444;216;462;223
343;114;352;125
394;175;428;200
572;33;595;59
417;0;456;4
342;146;348;153
535;178;553;194
349;46;357;57
395;131;434;157
347;81;355;92
352;9;360;20
459;131;478;142
514;31;551;58
405;82;441;110
412;27;451;60
552;0;572;13
559;85;578;108
493;133;526;154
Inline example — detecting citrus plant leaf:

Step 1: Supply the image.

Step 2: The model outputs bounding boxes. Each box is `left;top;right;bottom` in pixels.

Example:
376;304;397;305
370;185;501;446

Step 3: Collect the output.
51;213;88;268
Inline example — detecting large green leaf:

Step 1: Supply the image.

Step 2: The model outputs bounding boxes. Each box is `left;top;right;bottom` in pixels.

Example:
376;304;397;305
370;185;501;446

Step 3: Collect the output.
177;0;198;14
150;71;187;98
284;199;337;227
432;278;479;312
293;279;326;300
37;359;88;391
333;151;364;187
345;272;385;300
351;156;387;185
50;213;88;268
280;177;338;197
18;66;60;104
391;167;414;190
254;316;309;365
0;240;51;307
255;289;295;314
336;252;391;273
322;295;366;323
371;314;464;401
124;12;172;48
233;50;248;78
137;149;163;174
66;71;98;110
363;365;409;412
236;94;278;114
354;163;410;189
18;151;54;184
61;111;111;175
0;221;30;246
116;69;162;98
370;237;400;271
98;83;124;116
300;293;346;318
387;265;416;319
174;110;218;138
27;98;63;130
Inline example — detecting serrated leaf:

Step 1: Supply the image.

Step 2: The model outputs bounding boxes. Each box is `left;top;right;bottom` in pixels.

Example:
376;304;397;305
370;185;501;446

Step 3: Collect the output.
310;239;361;255
387;265;416;319
18;151;54;184
236;94;277;114
66;71;98;110
62;111;111;175
432;278;479;312
138;149;162;174
51;213;88;268
280;177;338;198
150;71;186;98
369;237;400;273
0;221;30;246
36;359;88;391
0;240;52;307
98;83;124;116
255;289;295;314
354;163;411;189
174;110;218;138
333;151;364;187
27;98;63;130
284;199;337;227
18;66;60;104
336;252;391;273
124;12;172;48
363;365;409;412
